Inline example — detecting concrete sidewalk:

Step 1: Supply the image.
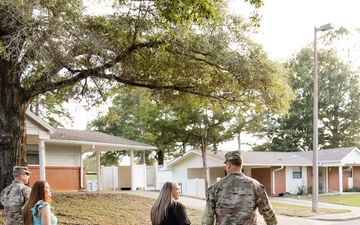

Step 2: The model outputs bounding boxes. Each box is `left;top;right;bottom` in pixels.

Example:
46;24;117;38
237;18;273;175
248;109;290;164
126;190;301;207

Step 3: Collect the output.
271;196;360;222
124;190;360;224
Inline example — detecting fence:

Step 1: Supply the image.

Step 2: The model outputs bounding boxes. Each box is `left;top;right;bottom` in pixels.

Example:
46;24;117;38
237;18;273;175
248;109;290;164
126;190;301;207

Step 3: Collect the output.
102;166;118;190
90;165;157;191
183;178;206;198
96;165;207;199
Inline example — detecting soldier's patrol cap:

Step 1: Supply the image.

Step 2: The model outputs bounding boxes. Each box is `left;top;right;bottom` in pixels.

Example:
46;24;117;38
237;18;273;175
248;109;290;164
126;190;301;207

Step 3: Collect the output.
13;166;31;174
224;150;242;163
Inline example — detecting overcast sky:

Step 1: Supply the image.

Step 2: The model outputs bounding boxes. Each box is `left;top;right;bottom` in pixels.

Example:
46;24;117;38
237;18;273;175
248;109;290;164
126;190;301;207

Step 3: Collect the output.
232;0;360;61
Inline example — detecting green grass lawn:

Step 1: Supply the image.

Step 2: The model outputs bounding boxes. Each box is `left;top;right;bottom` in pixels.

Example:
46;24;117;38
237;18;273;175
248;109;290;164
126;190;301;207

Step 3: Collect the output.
0;193;203;225
312;193;360;207
1;193;359;225
271;193;360;217
272;202;349;217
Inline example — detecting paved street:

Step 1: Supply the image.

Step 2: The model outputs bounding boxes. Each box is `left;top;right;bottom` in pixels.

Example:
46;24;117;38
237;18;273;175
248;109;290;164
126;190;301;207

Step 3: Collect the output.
125;190;360;225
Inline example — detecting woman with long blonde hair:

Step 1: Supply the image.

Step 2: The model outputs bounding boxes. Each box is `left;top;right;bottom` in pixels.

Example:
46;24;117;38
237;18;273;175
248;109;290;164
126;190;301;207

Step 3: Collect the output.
150;181;191;225
22;180;57;225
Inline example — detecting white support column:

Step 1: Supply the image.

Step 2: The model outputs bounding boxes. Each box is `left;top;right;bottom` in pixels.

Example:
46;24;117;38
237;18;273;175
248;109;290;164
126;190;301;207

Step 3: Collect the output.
38;139;46;180
143;153;147;190
325;167;329;193
349;167;354;189
101;165;104;191
130;150;136;191
154;161;158;190
96;151;101;191
37;131;50;180
81;145;95;189
118;165;122;191
339;166;343;193
80;153;84;189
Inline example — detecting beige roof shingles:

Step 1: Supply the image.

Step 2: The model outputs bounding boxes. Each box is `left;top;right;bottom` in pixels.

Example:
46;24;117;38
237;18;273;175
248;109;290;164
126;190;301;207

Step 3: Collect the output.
165;147;360;168
50;128;156;150
205;150;311;166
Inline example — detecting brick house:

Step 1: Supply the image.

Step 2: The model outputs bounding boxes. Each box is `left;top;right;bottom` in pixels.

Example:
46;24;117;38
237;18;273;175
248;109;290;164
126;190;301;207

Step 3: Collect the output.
25;110;156;191
159;148;360;197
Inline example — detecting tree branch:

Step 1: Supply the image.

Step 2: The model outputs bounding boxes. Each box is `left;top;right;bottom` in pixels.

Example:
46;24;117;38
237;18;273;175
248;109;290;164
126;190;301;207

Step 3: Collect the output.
22;40;164;101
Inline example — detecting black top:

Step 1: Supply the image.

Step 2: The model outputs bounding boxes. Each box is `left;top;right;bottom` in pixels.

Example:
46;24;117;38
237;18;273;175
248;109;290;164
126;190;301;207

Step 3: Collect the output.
160;201;191;225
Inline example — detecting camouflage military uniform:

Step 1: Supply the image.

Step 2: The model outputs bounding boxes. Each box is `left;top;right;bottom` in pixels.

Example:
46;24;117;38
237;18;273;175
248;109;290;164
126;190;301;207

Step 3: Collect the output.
1;180;31;225
201;172;277;225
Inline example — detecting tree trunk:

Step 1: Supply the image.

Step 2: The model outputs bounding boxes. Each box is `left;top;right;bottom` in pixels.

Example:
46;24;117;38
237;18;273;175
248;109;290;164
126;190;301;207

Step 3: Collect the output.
0;59;29;193
156;150;164;165
201;145;210;194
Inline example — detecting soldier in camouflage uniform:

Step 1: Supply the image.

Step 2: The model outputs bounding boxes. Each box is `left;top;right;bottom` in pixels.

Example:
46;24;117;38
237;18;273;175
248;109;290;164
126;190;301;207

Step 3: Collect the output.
1;166;32;225
201;151;277;225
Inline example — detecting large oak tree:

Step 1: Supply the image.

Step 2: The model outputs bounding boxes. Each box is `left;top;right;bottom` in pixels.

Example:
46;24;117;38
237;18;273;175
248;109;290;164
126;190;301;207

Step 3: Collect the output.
0;0;293;190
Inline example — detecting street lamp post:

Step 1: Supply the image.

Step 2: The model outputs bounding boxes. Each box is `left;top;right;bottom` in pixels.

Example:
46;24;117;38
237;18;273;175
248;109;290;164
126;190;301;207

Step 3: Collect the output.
313;23;334;213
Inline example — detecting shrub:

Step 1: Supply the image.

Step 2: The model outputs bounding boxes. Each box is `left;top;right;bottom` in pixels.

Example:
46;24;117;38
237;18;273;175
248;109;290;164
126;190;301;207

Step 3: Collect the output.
344;187;360;192
296;184;307;195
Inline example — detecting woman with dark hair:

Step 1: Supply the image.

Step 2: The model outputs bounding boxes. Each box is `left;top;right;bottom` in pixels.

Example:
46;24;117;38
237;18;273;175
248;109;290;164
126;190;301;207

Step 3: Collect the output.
150;181;191;225
22;180;57;225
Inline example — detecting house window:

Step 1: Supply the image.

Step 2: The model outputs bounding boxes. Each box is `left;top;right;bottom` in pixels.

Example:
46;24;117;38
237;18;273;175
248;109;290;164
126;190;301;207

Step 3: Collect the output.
26;145;39;165
292;166;302;179
348;168;353;178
